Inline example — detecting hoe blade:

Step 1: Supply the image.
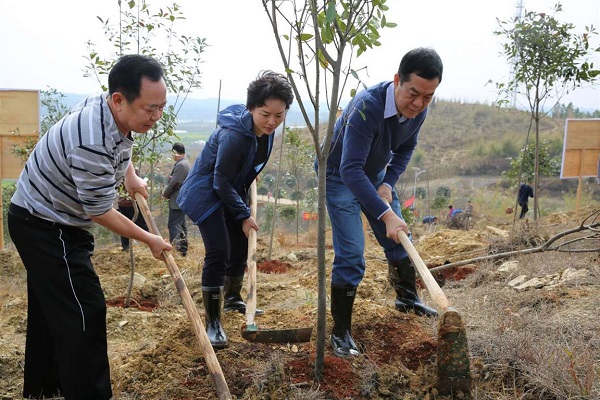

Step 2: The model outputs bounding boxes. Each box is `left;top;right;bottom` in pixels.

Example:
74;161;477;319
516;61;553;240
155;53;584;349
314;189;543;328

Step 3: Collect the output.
436;308;472;395
241;324;313;343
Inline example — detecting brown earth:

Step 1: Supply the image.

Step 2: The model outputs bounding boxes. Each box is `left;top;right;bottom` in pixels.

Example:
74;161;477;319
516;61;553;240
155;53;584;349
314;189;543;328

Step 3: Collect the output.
1;210;598;399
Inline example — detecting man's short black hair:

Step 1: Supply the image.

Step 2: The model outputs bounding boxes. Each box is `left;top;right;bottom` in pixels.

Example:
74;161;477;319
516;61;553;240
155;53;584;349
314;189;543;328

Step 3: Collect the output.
172;142;185;155
398;47;443;84
108;54;165;103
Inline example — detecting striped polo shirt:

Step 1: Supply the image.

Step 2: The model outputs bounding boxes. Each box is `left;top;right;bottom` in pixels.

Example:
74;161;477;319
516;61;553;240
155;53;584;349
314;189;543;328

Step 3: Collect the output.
12;93;134;228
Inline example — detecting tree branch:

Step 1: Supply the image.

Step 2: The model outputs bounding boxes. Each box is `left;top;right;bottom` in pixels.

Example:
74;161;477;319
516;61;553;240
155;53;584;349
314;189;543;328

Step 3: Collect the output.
429;209;600;274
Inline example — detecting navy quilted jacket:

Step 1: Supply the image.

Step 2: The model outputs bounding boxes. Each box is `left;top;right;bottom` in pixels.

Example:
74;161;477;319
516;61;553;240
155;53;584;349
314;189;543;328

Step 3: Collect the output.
177;104;273;224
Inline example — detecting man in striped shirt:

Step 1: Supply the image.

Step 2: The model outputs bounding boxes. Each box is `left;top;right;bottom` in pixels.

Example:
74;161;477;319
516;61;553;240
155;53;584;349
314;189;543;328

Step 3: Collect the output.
7;54;172;400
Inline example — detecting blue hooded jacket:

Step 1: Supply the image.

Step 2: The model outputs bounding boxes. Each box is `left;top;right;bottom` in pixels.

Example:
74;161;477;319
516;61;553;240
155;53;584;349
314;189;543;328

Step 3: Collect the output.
177;104;273;225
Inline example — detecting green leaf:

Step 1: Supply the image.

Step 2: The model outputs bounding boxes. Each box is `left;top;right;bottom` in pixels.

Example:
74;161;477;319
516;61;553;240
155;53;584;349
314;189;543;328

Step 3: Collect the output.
299;33;314;42
325;1;336;24
318;49;329;69
322;26;333;43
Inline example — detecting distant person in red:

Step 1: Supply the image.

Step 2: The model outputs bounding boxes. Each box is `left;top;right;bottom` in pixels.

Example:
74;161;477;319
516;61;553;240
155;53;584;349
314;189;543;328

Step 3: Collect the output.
447;205;454;220
518;182;534;219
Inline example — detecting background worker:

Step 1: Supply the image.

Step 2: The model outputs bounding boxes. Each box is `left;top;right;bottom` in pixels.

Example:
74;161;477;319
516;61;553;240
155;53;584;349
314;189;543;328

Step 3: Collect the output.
518;181;534;219
7;54;172;400
464;200;473;217
447;205;455;221
117;170;150;251
422;215;438;225
163;142;191;256
117;188;150;251
322;47;443;358
177;71;294;349
597;154;600;184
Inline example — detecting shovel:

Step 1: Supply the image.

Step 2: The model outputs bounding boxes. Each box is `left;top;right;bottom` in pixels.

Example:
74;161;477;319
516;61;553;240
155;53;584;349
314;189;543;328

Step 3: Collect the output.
397;230;472;395
134;193;232;400
240;181;313;343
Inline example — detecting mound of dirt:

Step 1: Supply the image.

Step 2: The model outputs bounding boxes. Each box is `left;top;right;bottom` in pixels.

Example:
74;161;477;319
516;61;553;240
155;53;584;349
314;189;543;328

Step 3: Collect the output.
257;259;294;273
415;229;488;262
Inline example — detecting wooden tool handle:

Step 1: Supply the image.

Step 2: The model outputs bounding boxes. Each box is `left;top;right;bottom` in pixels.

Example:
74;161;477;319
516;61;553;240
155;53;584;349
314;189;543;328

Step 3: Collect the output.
134;193;231;400
396;230;451;311
245;181;258;326
380;196;450;311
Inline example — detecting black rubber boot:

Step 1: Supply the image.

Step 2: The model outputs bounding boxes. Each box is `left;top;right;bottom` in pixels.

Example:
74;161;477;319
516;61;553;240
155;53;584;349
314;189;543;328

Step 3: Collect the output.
330;283;360;357
388;258;438;317
202;286;228;349
223;275;264;315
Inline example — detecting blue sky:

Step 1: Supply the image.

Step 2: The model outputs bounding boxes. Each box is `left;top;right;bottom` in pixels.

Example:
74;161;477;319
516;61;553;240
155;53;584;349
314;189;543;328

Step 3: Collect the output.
1;0;598;110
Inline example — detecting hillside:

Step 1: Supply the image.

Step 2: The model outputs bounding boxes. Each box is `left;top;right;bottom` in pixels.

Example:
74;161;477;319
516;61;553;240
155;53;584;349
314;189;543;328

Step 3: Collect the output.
162;98;597;223
415;100;564;178
42;94;597;214
171;99;566;165
55;93;577;179
254;100;596;207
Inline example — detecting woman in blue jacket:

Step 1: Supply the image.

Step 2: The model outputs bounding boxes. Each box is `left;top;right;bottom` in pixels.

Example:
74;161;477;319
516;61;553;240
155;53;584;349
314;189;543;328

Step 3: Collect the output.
177;71;294;348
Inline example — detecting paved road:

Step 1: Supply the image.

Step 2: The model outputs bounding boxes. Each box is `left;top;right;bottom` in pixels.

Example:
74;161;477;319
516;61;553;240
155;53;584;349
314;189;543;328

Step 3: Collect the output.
256;195;295;205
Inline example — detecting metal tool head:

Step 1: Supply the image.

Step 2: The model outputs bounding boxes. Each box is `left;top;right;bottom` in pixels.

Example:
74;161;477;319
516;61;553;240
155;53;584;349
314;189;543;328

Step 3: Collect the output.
436;308;472;395
241;324;313;343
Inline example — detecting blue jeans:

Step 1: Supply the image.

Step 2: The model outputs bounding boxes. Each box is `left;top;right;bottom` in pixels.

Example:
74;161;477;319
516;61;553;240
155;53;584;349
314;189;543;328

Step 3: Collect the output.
326;173;409;287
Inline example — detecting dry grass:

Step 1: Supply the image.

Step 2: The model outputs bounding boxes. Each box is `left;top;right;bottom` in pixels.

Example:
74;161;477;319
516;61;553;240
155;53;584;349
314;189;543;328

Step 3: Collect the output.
254;211;600;398
450;250;600;399
1;205;599;399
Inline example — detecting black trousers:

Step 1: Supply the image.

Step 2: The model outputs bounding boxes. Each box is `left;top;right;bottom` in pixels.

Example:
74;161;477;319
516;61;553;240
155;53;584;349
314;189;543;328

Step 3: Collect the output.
8;204;112;400
167;208;188;255
117;204;149;250
198;206;248;287
519;201;529;219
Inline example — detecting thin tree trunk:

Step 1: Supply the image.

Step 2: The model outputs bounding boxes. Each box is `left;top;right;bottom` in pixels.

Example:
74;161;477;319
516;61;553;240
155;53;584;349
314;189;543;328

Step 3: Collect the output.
296;181;300;243
534;118;540;221
268;120;286;261
315;155;327;380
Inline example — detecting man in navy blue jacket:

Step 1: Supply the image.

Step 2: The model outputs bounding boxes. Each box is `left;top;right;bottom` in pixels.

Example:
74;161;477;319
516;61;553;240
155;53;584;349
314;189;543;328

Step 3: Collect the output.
323;47;443;357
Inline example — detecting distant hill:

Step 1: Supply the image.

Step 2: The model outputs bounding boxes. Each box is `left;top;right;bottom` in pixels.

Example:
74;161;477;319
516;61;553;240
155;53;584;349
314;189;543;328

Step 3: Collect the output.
52;92;590;184
56;93;326;134
42;92;598;204
413;99;565;179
